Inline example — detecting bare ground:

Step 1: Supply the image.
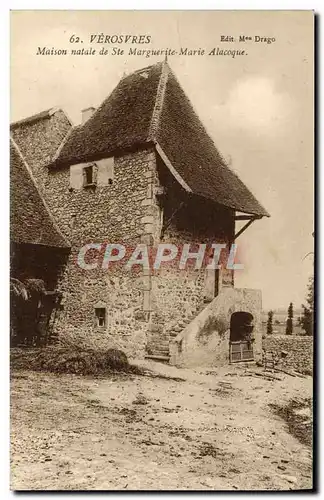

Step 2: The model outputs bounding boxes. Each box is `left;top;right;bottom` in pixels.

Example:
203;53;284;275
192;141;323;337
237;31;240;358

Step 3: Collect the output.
10;361;313;491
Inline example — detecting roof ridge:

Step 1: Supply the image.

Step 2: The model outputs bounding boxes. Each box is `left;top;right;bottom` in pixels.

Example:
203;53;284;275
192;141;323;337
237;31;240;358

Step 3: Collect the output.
10;137;71;247
11;107;74;130
77;62;164;132
11;107;56;129
148;61;170;142
52;127;74;165
132;62;161;75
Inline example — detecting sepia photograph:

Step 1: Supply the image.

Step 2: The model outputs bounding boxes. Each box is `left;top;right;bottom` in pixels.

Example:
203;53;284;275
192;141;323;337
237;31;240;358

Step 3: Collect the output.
10;10;314;491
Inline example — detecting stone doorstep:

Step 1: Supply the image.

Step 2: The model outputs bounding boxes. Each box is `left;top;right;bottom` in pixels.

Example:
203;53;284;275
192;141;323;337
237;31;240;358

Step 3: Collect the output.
147;335;170;339
148;348;170;353
148;340;169;344
146;346;170;353
147;339;170;347
150;348;169;355
147;353;170;358
147;338;170;344
147;339;170;345
147;347;170;353
147;344;170;350
144;354;170;363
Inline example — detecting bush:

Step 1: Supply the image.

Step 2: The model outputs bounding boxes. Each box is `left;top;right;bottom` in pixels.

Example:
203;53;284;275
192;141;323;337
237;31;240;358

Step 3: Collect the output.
267;311;273;335
57;330;125;352
10;329;146;376
10;346;142;376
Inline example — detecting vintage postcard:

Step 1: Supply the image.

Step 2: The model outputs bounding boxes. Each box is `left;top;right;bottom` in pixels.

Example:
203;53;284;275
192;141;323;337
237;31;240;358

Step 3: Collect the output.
10;10;314;491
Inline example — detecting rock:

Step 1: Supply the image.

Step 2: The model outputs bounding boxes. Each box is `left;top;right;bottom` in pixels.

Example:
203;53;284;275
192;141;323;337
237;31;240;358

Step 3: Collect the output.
280;475;297;484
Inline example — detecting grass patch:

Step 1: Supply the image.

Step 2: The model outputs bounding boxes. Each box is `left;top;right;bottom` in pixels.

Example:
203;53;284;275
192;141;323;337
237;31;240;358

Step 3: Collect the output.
10;347;187;382
10;346;143;376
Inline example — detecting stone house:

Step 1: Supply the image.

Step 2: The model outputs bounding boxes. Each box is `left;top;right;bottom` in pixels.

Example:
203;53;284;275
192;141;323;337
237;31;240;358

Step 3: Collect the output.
10;135;70;343
10;61;269;366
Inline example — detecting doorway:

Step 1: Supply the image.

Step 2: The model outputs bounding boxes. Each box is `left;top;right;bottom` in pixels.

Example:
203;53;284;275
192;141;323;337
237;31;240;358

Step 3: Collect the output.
214;268;219;298
229;311;254;362
204;268;220;303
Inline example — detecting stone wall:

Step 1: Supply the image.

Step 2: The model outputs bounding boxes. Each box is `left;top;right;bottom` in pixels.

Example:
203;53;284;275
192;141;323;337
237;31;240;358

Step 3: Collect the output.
28;145;236;358
170;287;262;367
11;110;71;194
32;148;157;357
146;157;235;354
263;335;313;374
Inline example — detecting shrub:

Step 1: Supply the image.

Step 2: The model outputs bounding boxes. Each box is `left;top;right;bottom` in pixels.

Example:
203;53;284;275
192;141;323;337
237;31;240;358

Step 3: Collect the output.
58;330;124;353
10;346;142;376
266;311;274;335
286;302;294;335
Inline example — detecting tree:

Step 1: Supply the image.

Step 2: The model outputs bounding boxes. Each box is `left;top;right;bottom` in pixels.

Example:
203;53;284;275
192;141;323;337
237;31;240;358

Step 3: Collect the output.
286;302;294;335
267;310;274;335
300;276;314;336
306;275;314;311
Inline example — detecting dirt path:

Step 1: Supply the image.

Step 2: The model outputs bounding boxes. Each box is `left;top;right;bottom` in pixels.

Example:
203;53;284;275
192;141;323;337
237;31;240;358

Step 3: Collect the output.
10;362;313;491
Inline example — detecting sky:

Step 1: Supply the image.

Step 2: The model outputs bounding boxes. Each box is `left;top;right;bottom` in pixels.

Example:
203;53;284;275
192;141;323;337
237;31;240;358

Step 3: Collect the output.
10;10;314;310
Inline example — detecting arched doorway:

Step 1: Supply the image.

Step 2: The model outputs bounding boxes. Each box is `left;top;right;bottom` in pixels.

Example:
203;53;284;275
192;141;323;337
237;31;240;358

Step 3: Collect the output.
229;311;254;362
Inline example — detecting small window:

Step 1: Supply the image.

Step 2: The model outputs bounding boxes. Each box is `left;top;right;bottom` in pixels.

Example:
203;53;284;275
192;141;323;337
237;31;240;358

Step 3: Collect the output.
95;307;106;327
83;164;96;187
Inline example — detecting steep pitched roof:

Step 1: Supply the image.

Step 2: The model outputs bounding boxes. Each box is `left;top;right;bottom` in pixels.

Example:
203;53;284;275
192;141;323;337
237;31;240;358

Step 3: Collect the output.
53;64;162;166
11;107;58;128
54;62;269;217
10;107;72;169
10;139;70;248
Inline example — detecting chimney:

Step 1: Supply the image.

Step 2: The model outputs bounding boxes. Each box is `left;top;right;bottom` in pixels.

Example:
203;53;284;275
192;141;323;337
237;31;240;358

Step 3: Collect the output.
81;107;96;124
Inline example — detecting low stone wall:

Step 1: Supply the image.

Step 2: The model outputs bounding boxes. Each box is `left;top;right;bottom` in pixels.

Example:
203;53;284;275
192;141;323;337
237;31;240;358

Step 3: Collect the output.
170;287;262;368
263;335;313;374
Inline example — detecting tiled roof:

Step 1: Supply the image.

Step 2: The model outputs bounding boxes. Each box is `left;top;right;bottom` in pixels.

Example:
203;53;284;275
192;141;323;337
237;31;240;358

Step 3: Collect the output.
11;107;57;128
55;62;269;217
11;108;72;169
10;139;70;248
